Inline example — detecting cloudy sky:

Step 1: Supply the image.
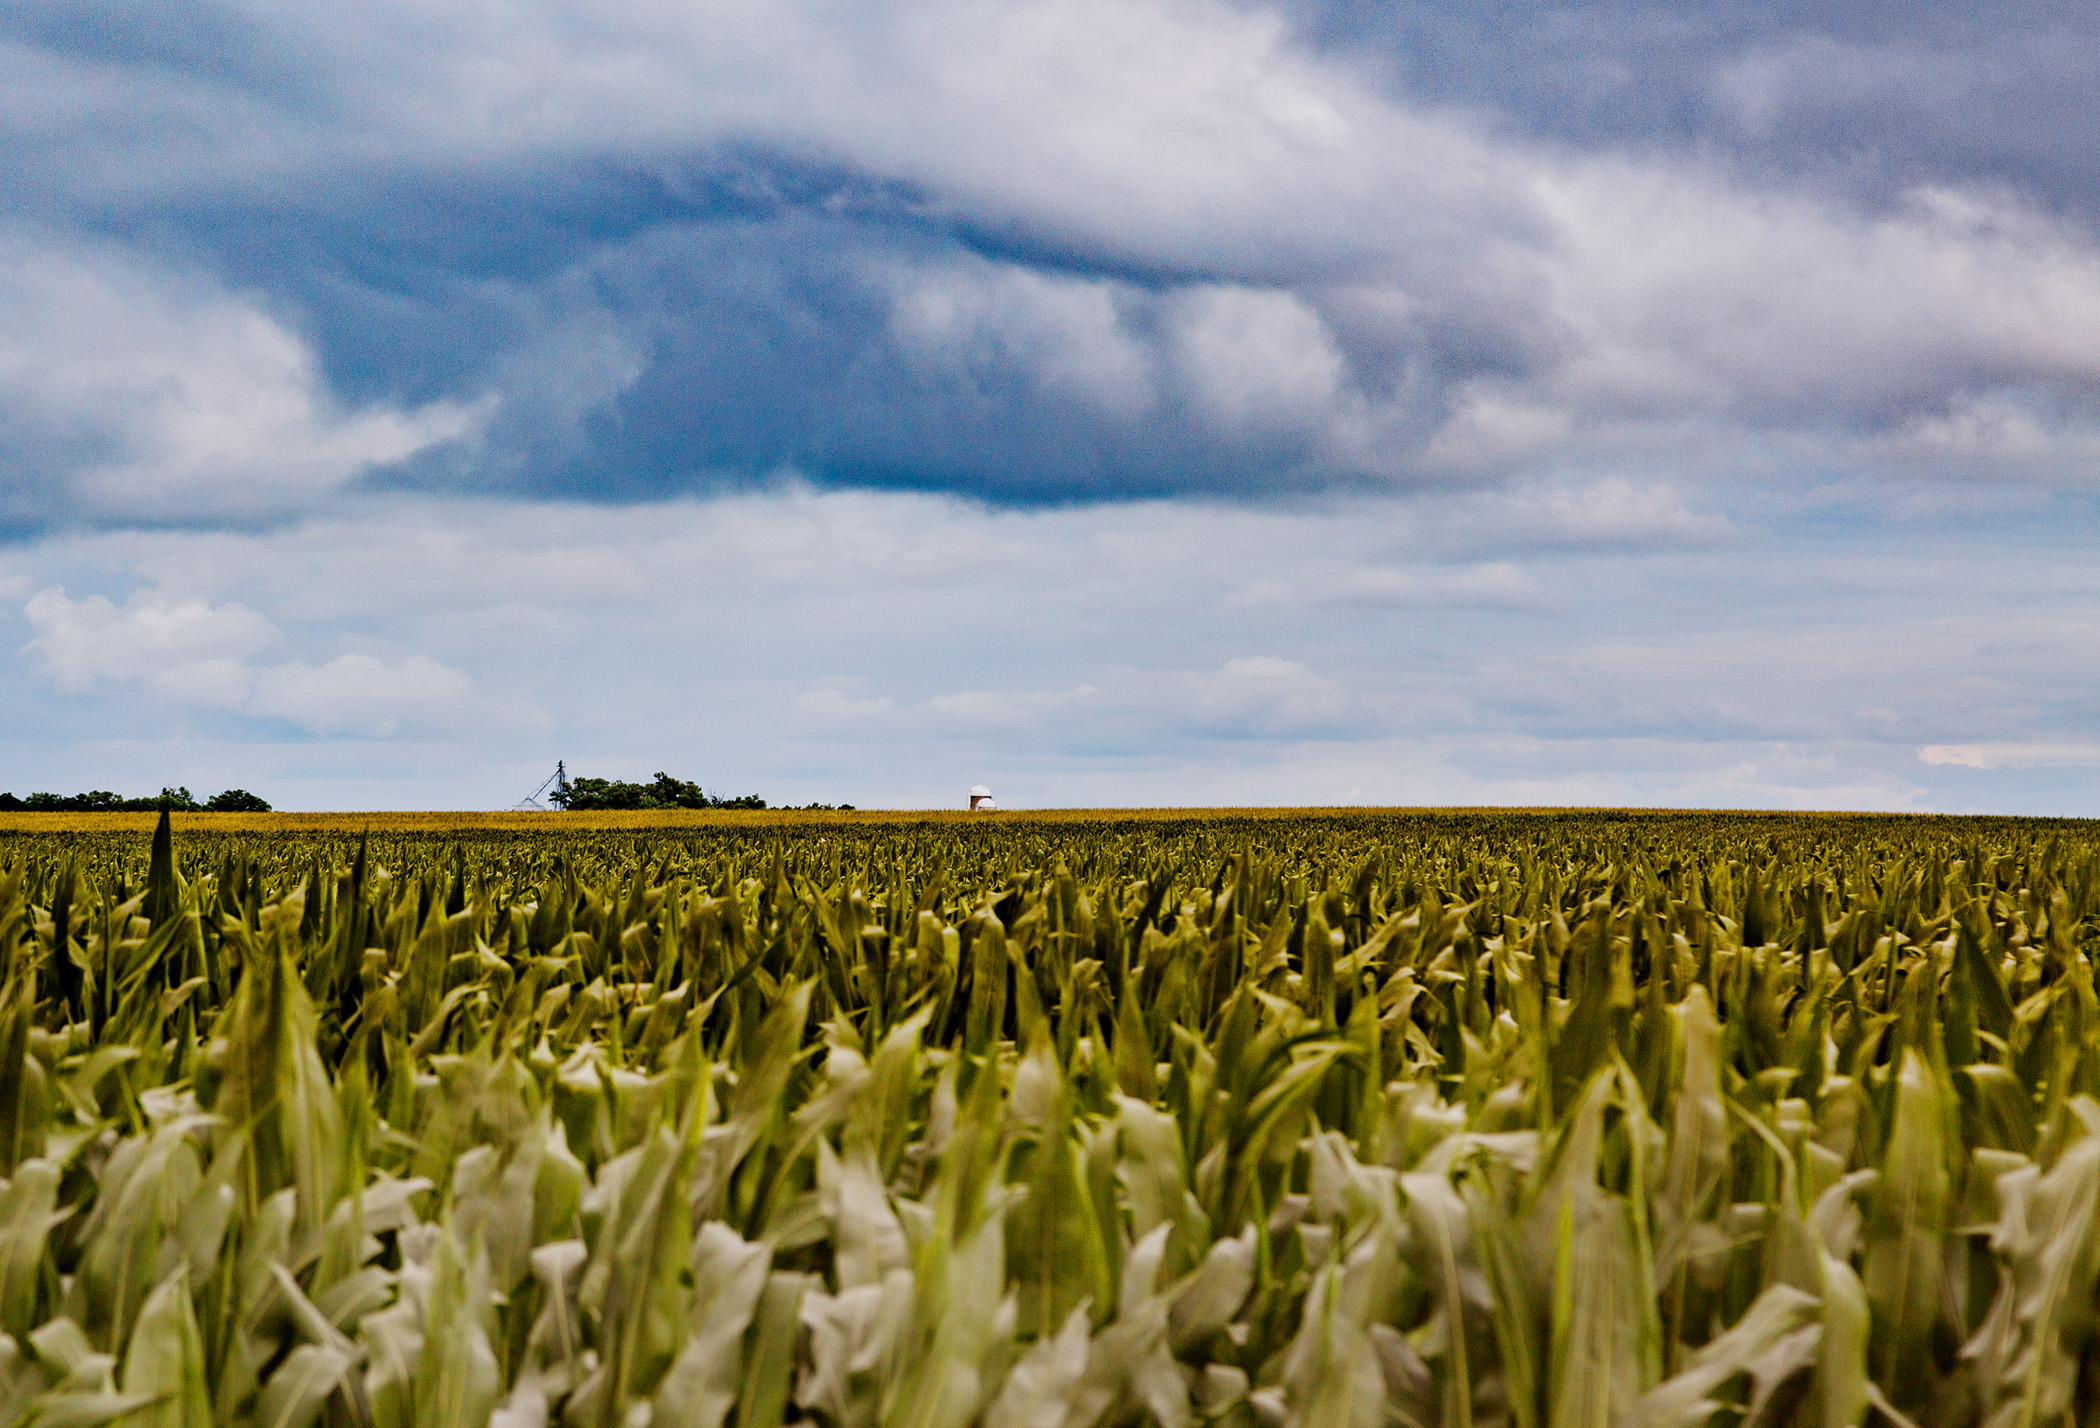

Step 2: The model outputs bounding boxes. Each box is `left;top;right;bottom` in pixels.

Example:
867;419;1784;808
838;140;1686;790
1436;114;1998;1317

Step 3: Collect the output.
3;0;2098;811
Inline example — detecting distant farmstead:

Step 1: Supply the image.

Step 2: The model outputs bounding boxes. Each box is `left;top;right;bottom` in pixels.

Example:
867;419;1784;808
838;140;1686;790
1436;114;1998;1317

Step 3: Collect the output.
969;784;997;811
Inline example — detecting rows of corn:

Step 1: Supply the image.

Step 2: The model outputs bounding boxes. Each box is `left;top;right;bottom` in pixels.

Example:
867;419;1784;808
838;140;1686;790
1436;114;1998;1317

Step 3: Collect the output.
0;811;2095;1428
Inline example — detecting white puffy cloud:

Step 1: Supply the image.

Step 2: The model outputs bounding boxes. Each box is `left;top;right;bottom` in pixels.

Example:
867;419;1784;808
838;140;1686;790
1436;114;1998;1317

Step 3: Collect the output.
1919;743;2100;771
1429;478;1732;553
804;655;1364;745
23;587;276;704
21;584;478;736
249;655;476;736
1165;287;1353;442
1527;174;2100;419
1164;656;1356;738
1233;561;1542;611
885;260;1155;418
0;229;484;525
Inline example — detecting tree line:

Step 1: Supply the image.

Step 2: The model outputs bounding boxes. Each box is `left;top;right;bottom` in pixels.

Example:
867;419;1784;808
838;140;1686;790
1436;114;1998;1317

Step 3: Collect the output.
549;771;773;810
0;784;272;811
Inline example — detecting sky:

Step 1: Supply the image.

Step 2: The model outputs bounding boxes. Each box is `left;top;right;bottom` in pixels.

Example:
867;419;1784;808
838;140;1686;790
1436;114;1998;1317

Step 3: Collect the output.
2;0;2098;812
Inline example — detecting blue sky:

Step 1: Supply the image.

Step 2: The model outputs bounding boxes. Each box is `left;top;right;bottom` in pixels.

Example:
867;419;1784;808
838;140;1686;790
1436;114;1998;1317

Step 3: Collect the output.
3;0;2098;811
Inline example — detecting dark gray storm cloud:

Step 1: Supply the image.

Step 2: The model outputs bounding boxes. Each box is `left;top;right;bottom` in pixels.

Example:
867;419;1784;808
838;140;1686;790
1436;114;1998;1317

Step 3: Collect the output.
1299;2;2100;207
7;0;2100;526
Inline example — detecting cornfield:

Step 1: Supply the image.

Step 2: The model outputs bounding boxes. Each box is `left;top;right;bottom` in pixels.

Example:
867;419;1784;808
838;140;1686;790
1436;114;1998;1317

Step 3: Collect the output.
0;808;2095;1428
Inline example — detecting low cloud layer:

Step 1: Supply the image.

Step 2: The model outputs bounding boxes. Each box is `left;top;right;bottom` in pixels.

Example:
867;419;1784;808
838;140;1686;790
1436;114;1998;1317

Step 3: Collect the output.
24;585;479;736
1;487;2091;811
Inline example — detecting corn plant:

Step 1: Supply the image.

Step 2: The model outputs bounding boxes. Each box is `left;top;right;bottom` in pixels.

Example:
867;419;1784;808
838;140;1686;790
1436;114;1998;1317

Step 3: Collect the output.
0;810;2090;1427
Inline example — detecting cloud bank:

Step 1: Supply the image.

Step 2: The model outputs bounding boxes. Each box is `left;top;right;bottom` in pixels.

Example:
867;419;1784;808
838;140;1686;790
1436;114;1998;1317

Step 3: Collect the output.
6;0;2100;520
3;486;2092;811
24;585;479;736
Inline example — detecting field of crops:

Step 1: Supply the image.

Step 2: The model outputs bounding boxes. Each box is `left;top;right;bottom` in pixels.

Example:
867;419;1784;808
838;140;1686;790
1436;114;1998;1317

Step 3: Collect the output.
0;807;2095;1428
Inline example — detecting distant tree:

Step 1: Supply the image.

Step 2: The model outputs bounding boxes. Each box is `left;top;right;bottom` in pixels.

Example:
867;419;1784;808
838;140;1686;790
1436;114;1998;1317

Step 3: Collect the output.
206;788;272;812
549;776;643;810
22;791;123;810
641;772;711;809
549;771;768;811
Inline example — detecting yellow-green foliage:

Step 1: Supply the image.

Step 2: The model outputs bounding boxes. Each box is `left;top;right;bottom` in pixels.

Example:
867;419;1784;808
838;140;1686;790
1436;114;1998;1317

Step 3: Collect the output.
0;809;2092;1428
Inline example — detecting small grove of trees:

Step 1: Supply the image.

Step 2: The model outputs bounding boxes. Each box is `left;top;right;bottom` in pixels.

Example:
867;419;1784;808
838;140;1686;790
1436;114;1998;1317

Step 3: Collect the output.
549;771;769;811
0;785;273;812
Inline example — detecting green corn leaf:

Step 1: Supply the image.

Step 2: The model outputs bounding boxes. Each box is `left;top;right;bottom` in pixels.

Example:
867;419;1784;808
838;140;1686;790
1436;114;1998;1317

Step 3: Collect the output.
983;1303;1089;1428
1617;1283;1820;1428
411;1228;498;1428
648;1222;771;1428
251;1344;353;1428
1863;1049;1952;1403
118;1269;209;1428
736;1272;807;1428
